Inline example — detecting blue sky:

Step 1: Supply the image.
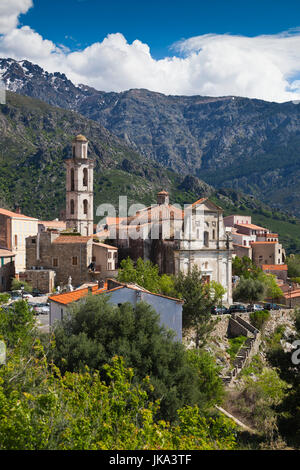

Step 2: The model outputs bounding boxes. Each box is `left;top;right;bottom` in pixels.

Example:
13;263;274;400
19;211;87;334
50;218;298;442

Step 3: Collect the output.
1;0;300;101
20;0;300;58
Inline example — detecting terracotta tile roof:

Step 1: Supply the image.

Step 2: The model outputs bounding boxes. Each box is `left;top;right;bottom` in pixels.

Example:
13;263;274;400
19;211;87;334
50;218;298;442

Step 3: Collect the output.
0;249;15;257
93;241;117;250
236;223;268;231
191;197;207;207
39;220;66;229
0;208;38;220
49;283;107;305
52;235;91;244
262;264;288;271
49;279;183;306
283;290;300;299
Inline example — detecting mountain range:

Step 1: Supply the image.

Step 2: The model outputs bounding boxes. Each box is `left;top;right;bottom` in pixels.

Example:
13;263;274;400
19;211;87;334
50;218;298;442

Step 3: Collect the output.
1;58;300;217
0;58;300;253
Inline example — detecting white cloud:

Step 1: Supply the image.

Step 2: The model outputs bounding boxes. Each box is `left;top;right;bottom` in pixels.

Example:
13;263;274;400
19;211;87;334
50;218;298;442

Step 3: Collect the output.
0;0;33;34
0;3;300;102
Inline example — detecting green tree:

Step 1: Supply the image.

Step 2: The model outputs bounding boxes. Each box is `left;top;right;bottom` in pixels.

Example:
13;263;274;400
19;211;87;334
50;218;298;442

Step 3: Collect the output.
173;266;225;348
232;367;289;442
0;353;236;450
250;310;271;331
233;276;265;305
0;300;36;349
11;278;32;293
232;256;262;279
266;308;300;447
287;254;300;278
117;257;175;295
186;349;225;409
0;293;10;304
52;294;212;421
259;273;283;302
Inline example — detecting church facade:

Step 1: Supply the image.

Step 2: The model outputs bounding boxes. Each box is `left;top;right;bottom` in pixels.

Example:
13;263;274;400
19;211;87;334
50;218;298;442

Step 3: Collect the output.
98;192;233;304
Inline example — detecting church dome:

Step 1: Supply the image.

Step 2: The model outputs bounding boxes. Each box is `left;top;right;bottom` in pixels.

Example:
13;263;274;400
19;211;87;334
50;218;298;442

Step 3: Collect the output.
73;134;88;142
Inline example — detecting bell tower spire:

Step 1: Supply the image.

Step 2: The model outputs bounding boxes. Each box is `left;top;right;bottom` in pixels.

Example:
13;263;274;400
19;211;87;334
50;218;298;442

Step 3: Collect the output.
65;134;94;236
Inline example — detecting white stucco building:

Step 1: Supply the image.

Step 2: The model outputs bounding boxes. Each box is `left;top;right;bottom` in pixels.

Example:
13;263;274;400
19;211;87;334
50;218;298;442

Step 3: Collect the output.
49;279;183;342
0;208;38;273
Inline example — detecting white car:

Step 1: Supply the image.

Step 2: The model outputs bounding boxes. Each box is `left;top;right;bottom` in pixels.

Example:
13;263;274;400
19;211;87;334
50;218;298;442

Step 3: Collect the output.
32;303;50;315
23;293;33;299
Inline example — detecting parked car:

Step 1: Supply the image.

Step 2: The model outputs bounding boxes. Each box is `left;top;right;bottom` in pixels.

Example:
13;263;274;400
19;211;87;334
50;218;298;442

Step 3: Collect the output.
32;303;50;315
23;293;33;299
10;290;22;299
32;289;44;297
264;303;281;311
211;306;229;315
228;304;247;314
247;304;264;312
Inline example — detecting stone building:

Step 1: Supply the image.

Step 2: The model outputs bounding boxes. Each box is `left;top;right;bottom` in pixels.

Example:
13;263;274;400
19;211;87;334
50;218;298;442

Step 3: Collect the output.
262;264;288;282
224;214;286;273
98;192;233;305
25;230;118;292
24;135;118;293
26;232;92;289
0;249;15;292
251;241;285;267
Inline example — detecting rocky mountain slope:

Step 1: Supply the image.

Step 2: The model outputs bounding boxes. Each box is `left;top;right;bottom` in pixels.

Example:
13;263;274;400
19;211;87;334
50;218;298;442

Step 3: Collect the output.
1;58;300;216
0;91;213;220
0;91;300;253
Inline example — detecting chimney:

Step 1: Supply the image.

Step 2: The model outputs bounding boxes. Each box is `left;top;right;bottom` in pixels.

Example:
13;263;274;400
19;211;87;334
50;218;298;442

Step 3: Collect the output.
15;207;21;214
157;190;169;205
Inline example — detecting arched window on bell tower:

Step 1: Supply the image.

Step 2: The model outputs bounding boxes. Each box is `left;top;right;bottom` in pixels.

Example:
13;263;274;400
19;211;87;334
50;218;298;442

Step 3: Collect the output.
70;199;75;215
83;168;88;187
83;199;88;215
71;168;75;191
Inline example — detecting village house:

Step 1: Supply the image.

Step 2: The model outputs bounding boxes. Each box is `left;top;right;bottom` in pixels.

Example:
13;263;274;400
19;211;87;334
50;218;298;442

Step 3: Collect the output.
224;215;287;277
49;279;183;341
0;208;38;273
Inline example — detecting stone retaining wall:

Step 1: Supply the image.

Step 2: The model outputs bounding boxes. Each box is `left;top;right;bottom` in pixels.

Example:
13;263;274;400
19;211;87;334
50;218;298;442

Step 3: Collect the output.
231;309;295;336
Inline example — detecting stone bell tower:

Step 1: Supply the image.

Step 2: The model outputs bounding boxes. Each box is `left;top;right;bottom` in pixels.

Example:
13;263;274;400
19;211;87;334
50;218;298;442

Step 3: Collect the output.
65;134;94;236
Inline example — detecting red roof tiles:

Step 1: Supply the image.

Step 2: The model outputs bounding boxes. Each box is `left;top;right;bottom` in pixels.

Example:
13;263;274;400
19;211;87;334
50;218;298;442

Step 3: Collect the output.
52;236;91;244
0;208;37;220
262;264;288;271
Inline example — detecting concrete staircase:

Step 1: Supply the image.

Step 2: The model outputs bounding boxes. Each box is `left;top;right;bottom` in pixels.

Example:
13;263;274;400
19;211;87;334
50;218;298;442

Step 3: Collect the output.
222;315;261;386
